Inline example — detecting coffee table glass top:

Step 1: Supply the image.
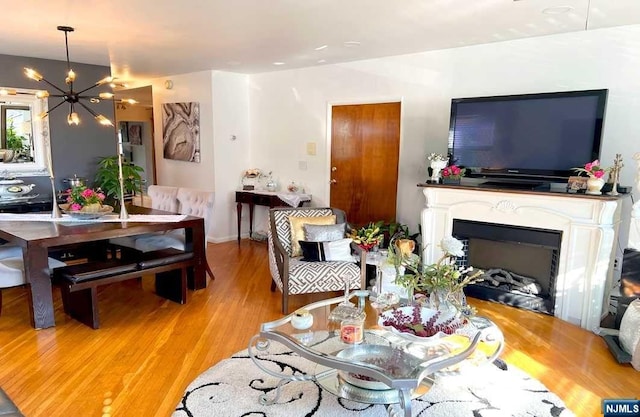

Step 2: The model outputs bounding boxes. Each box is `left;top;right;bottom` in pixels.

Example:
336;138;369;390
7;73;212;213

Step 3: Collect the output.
254;291;503;391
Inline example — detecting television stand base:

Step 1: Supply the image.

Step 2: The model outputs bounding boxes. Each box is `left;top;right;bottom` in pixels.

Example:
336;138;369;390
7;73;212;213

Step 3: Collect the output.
479;181;550;191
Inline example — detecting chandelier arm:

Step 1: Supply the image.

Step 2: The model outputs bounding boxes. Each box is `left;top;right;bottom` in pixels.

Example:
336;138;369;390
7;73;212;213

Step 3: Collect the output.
75;83;102;96
46;99;69;115
40;77;68;95
76;100;101;118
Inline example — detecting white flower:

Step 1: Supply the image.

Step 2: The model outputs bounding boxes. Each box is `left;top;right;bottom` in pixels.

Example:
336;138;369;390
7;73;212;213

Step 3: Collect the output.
427;153;448;162
440;236;464;257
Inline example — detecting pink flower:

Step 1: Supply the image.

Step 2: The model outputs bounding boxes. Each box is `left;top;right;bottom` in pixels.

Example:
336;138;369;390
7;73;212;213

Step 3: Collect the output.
451;166;461;175
70;203;82;211
97;192;105;200
442;168;451;177
81;189;94;198
593;170;605;178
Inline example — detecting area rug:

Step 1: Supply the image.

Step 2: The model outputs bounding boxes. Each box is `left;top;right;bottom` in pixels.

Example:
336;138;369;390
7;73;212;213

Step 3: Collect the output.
173;341;574;417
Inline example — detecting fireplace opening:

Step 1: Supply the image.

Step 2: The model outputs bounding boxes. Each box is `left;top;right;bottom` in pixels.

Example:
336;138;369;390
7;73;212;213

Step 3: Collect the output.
452;220;562;315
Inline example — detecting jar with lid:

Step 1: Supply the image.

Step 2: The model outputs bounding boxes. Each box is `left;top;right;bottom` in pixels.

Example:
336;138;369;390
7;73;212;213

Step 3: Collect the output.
340;311;366;344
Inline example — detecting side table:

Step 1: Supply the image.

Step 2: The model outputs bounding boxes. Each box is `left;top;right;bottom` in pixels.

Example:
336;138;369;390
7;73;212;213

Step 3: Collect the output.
235;190;311;243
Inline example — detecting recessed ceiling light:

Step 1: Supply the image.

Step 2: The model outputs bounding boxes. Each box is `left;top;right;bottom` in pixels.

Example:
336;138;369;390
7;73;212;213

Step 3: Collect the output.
343;41;361;48
542;6;573;14
273;62;285;66
315;45;328;51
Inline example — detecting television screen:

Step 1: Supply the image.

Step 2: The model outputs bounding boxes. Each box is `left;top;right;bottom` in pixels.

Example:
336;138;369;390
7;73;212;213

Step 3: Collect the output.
447;89;608;181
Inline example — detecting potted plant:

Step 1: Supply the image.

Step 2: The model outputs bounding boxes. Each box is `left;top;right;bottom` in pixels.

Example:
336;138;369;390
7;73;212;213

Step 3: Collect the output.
347;221;384;251
440;164;466;185
392;236;483;316
93;156;144;205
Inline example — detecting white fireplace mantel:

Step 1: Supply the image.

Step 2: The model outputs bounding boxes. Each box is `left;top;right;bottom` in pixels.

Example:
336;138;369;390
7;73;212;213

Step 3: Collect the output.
420;185;628;330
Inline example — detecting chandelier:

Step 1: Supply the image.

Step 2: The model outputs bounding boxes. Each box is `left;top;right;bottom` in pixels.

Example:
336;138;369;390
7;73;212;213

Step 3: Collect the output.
23;26;136;127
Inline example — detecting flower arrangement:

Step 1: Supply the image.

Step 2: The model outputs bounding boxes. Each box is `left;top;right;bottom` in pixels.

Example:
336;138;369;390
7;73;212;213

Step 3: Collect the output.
573;159;608;178
348;221;384;251
427;153;448;163
441;164;465;180
380;306;463;337
392;236;483;314
65;186;106;211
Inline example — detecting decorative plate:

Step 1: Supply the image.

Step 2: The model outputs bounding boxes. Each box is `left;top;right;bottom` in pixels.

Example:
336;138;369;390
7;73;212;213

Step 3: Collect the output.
378;305;463;342
59;204;114;220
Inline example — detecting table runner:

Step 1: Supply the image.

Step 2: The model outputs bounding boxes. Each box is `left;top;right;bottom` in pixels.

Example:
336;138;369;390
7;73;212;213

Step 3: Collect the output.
0;213;188;222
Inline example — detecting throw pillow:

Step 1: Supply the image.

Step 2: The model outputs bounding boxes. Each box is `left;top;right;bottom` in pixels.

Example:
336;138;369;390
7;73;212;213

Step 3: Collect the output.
619;299;640;356
299;238;354;262
289;215;336;257
303;222;346;242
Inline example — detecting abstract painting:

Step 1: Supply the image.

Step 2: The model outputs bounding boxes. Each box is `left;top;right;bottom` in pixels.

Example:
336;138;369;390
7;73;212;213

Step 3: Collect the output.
162;102;200;162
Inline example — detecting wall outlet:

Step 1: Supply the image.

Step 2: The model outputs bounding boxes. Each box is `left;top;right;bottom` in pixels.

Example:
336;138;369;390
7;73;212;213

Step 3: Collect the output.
613;256;623;271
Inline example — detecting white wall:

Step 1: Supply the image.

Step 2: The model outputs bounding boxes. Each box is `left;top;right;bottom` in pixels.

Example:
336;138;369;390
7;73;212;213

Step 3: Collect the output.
248;25;640;235
211;71;250;242
150;70;249;242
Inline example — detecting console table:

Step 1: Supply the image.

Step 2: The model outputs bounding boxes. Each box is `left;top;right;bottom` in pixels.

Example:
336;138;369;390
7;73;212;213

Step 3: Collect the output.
235;190;311;243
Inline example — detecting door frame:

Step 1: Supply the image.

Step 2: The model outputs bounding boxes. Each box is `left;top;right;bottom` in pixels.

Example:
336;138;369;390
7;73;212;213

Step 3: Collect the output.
325;96;405;207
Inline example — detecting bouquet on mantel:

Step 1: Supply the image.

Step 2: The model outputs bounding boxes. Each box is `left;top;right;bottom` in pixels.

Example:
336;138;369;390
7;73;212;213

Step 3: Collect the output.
441;165;466;180
573;159;608;178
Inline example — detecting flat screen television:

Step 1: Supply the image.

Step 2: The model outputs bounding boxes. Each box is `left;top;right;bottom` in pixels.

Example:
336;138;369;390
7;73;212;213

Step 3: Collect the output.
447;89;608;183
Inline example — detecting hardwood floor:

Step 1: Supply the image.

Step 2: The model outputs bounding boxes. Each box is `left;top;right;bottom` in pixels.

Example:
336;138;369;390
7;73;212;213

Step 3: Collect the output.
0;240;637;416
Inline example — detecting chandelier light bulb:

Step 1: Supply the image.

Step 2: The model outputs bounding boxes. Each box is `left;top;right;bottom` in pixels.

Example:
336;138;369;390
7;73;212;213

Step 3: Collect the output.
0;88;17;96
96;76;114;86
65;69;76;84
95;115;113;126
99;92;114;99
24;68;43;81
67;112;80;125
35;90;50;98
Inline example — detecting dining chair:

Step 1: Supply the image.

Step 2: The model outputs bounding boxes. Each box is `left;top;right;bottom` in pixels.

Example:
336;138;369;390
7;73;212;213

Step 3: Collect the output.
134;188;215;279
0;245;66;316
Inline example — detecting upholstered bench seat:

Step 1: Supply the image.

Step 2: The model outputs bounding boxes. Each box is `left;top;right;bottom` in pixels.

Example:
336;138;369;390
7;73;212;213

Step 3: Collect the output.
54;249;194;328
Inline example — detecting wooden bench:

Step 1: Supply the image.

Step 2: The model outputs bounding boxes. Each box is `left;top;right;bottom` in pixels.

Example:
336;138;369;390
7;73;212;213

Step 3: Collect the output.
54;248;195;329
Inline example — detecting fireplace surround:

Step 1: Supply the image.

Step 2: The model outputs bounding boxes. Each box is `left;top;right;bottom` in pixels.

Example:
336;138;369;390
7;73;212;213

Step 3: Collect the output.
420;184;628;330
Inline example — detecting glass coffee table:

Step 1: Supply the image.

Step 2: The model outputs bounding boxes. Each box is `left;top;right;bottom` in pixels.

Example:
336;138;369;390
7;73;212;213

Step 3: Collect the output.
248;290;503;417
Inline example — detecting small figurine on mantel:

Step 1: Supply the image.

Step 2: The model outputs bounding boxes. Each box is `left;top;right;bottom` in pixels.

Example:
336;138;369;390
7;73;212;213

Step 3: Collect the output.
607;154;624;196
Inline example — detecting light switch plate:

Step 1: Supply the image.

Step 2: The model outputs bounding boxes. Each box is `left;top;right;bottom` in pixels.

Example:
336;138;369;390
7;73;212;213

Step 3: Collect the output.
306;142;316;156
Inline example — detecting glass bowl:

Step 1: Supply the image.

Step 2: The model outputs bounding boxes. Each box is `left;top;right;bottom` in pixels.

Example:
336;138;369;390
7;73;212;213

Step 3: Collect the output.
59;204;114;220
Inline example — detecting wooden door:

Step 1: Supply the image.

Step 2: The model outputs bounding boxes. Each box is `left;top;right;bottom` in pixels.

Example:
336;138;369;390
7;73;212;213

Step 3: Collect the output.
330;102;401;226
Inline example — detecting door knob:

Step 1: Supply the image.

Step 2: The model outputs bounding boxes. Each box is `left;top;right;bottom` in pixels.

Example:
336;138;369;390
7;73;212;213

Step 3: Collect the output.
330;179;338;184
331;166;337;172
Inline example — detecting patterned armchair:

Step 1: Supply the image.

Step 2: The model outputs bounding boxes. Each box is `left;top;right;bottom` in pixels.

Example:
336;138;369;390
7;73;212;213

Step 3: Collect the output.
268;207;366;314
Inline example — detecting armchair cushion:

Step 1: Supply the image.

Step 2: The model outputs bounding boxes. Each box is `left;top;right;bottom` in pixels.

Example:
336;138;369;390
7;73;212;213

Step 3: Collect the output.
288;258;361;294
619;299;640;356
303;222;346;241
289;215;336;257
299;238;354;262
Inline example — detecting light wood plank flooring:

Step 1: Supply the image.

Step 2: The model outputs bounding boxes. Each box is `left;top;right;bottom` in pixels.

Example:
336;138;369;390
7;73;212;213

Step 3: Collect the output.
0;240;638;416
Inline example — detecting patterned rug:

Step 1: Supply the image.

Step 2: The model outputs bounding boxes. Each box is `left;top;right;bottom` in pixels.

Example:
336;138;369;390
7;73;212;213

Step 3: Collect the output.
173;341;574;417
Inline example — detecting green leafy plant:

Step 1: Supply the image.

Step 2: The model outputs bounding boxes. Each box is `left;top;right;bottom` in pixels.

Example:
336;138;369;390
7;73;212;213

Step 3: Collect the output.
94;156;144;204
347;221;384;250
5;121;29;154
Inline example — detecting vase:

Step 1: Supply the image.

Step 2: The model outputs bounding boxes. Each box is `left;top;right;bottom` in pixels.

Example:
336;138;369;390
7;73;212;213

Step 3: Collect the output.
265;179;277;192
428;289;462;315
430;160;448;183
586;176;605;195
442;178;460;185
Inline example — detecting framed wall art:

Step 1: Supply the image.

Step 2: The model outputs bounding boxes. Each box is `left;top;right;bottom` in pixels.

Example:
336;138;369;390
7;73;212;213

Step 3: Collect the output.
162;102;200;163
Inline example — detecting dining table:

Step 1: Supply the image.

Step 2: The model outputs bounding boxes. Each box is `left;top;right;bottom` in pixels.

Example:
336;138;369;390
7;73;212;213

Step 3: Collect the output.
0;205;207;329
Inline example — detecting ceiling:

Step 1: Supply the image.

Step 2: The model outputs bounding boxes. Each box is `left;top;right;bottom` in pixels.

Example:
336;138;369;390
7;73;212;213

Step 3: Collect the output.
1;0;639;86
